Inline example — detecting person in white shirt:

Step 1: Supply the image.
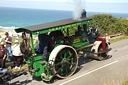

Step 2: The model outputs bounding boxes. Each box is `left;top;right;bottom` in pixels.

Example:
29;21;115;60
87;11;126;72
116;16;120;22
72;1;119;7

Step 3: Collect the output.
12;40;23;69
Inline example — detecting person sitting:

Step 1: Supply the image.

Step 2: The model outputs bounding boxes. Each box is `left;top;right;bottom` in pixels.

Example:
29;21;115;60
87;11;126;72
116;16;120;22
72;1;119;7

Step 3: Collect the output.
12;40;23;70
0;42;7;68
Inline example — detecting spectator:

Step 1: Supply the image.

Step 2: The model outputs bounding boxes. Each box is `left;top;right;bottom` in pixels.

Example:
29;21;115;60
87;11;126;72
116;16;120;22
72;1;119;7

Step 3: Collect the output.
5;32;12;61
12;40;23;69
105;33;110;45
0;42;7;68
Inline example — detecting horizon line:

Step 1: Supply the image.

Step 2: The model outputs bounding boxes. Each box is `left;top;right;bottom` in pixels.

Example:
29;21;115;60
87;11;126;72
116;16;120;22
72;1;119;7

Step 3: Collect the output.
0;6;128;14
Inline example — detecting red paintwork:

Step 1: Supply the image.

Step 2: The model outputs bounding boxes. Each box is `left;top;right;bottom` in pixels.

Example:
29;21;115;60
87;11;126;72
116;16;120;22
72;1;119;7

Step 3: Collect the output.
96;37;106;50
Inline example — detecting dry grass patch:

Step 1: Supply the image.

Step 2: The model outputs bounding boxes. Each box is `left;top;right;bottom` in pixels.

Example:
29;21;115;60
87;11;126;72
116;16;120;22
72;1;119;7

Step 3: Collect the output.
10;64;28;73
111;35;128;43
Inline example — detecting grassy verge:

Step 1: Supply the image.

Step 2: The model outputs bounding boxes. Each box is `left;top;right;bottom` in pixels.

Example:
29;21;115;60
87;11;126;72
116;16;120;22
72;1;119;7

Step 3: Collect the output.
122;81;128;85
110;35;128;43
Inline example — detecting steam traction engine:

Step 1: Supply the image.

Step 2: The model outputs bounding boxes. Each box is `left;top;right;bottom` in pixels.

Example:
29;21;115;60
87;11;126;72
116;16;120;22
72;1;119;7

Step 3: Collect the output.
14;11;111;82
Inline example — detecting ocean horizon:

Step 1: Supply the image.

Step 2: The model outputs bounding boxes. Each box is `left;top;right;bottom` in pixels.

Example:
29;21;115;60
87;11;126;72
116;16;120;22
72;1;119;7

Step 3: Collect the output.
0;7;128;29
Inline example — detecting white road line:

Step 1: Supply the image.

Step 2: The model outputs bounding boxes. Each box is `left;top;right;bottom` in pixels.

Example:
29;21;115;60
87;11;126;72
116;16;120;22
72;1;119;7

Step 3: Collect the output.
59;60;118;85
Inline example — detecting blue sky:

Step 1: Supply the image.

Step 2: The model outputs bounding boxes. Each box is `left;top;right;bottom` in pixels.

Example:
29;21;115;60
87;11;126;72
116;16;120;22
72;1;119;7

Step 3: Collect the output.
0;0;128;13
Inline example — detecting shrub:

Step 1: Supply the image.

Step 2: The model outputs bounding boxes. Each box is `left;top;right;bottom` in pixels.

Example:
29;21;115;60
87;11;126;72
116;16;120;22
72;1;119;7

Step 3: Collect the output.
88;14;128;36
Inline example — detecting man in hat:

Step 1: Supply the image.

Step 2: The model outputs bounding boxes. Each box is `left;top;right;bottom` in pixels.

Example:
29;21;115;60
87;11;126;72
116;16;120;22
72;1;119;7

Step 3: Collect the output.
12;40;23;69
0;42;7;68
5;32;12;61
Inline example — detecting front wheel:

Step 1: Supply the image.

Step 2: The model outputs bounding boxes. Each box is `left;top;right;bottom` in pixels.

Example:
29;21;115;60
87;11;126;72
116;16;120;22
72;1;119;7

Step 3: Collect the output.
98;44;109;60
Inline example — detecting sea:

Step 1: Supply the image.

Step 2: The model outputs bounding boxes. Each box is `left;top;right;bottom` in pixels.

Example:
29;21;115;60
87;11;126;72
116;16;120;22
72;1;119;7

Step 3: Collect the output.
0;7;128;29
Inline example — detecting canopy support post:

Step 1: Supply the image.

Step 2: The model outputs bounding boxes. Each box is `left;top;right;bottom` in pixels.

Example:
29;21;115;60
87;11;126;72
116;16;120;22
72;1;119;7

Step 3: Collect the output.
30;32;35;54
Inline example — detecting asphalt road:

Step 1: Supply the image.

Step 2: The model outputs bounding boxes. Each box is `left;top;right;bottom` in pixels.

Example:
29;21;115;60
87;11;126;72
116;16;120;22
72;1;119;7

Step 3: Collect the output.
6;39;128;85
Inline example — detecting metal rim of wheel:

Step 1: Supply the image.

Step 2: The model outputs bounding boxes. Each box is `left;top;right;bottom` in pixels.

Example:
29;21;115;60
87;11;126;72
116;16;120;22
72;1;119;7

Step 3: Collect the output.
98;44;109;60
49;45;78;78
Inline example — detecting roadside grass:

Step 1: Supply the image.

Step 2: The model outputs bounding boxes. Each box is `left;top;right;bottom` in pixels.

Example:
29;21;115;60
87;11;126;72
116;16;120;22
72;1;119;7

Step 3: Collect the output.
10;64;28;73
102;80;128;85
122;81;128;85
110;35;128;43
102;75;128;85
102;80;120;85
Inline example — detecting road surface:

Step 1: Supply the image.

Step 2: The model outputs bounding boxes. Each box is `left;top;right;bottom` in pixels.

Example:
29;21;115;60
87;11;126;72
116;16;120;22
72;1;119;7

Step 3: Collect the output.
6;39;128;85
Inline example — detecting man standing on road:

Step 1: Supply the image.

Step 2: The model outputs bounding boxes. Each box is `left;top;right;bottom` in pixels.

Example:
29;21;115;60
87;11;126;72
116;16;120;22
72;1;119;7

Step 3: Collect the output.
12;40;23;70
0;42;7;68
5;32;12;61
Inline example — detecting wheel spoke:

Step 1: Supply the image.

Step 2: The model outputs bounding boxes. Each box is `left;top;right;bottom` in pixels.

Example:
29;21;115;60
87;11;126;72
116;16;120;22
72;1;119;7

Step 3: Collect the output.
60;68;64;75
66;65;71;72
55;66;60;71
55;62;62;66
67;54;72;59
56;58;61;61
67;58;73;61
68;62;74;65
64;52;68;58
60;52;63;59
63;64;70;75
66;68;68;76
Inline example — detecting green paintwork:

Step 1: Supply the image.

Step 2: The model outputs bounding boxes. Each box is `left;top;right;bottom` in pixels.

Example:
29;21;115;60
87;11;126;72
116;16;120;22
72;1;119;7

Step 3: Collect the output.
72;32;89;47
27;53;50;76
30;33;35;54
28;55;43;76
55;39;64;45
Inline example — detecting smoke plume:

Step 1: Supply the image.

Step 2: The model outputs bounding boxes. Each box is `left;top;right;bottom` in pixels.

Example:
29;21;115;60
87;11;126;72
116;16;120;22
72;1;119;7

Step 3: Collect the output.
73;0;82;20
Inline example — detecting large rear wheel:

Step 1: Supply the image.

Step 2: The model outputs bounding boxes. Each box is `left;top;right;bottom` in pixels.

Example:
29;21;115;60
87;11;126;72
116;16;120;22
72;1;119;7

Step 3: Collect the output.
49;45;78;78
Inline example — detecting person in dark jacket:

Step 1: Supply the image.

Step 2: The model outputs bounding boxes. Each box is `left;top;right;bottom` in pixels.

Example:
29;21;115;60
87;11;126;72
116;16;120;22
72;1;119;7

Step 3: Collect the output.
5;32;12;61
0;42;7;68
38;33;51;62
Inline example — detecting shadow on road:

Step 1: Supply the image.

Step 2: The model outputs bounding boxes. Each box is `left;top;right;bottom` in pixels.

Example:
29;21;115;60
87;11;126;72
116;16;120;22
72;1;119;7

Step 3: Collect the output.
75;53;112;74
5;79;32;85
32;76;58;84
74;53;93;74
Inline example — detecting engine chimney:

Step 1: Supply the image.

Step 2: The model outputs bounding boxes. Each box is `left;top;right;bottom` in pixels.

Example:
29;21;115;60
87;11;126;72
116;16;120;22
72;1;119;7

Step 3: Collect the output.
81;9;87;33
81;9;86;17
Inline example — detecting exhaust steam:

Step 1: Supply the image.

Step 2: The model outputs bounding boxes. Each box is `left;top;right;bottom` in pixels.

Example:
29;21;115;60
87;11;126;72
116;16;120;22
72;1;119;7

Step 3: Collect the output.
73;0;82;20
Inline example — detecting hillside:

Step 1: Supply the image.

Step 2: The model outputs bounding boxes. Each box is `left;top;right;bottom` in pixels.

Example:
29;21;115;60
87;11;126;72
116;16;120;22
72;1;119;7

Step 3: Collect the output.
88;14;128;36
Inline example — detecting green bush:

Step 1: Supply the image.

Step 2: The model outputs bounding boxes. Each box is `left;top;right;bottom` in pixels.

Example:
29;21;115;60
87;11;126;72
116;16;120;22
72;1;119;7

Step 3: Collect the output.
88;14;128;36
